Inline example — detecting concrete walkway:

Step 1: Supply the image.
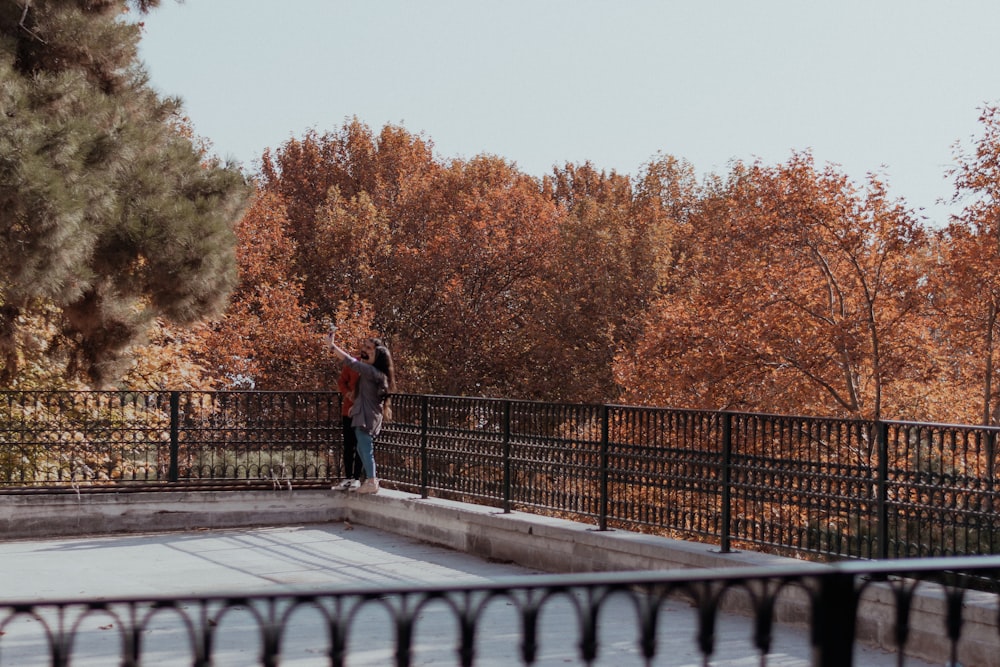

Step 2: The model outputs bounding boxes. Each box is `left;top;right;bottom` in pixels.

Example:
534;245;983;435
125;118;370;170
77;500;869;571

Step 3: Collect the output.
0;524;934;666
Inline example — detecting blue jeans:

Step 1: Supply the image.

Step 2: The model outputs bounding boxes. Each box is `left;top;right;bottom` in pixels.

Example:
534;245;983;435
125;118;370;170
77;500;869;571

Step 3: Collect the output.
354;428;376;479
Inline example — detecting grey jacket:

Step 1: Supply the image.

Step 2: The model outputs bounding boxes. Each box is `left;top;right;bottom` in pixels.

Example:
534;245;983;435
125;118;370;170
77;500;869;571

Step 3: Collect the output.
346;358;389;437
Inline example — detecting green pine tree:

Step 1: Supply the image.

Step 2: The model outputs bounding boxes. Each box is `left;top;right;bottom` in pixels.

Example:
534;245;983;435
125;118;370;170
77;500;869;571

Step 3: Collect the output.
0;0;249;387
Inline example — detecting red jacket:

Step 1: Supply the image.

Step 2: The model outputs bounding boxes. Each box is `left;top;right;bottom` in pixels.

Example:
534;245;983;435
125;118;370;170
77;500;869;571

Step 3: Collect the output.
337;365;360;417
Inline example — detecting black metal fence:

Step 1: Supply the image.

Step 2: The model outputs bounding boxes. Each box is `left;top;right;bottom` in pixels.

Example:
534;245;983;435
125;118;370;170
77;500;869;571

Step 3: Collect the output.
2;391;998;562
0;555;996;667
0;391;339;488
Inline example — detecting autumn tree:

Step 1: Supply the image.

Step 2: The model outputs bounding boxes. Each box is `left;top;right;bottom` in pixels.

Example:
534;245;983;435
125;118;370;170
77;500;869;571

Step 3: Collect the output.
536;163;634;401
931;105;1000;425
252;121;438;389
0;0;249;387
254;121;568;397
386;155;562;397
259;120;439;322
533;157;694;403
617;153;933;421
193;189;340;389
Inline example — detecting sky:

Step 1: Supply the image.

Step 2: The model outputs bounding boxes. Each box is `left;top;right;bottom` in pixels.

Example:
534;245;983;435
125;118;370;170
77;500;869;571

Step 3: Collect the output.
136;1;1000;227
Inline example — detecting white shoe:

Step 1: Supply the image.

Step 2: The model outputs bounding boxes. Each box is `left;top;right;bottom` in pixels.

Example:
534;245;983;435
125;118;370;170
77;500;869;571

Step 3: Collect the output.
333;479;360;491
357;478;380;495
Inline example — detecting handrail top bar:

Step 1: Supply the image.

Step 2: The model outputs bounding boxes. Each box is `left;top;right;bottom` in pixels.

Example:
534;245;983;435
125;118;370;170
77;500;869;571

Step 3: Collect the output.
2;389;996;432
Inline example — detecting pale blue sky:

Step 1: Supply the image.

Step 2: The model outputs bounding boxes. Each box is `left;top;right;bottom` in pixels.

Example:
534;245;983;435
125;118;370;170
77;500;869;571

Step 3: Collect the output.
137;1;1000;227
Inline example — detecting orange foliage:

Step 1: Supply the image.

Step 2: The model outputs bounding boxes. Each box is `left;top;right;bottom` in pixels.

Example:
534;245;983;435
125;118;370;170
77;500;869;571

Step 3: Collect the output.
616;153;934;421
194;189;335;389
393;155;562;396
931;105;1000;424
253;121;566;397
154;109;1000;425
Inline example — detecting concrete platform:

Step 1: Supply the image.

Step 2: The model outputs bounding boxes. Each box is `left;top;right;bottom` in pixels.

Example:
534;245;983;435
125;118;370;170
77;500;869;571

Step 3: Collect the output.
0;522;935;666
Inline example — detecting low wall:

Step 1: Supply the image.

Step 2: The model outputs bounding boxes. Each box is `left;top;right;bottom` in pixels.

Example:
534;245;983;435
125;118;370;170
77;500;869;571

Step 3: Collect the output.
0;487;995;665
0;487;340;538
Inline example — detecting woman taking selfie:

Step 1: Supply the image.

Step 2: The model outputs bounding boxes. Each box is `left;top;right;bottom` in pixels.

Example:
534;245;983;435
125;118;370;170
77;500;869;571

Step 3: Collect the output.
326;330;396;495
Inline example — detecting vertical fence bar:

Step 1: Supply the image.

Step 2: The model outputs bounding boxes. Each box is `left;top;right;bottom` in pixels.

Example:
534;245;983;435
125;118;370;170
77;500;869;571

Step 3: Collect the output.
720;411;733;553
876;420;889;560
599;404;609;531
502;400;512;514
168;391;180;483
420;395;429;499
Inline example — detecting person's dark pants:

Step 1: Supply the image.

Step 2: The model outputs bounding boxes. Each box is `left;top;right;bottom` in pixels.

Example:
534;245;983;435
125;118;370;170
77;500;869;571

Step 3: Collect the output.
342;416;363;479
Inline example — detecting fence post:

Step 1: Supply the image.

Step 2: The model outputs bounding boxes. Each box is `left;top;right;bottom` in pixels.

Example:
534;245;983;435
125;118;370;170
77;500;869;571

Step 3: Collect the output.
420;395;429;499
876;420;889;560
988;430;997;482
599;404;609;531
720;411;733;553
988;430;996;552
812;570;858;667
168;391;180;483
503;400;512;513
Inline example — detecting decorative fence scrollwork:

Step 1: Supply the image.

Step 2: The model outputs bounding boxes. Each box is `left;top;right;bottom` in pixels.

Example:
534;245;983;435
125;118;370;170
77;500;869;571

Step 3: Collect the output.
0;557;996;666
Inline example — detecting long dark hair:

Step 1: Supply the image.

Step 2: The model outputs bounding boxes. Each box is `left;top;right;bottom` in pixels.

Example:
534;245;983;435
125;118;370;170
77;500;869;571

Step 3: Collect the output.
371;339;396;420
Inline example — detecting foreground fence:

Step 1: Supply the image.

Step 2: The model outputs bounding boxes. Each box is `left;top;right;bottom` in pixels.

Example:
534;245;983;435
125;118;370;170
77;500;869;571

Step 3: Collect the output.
0;556;996;667
1;390;998;562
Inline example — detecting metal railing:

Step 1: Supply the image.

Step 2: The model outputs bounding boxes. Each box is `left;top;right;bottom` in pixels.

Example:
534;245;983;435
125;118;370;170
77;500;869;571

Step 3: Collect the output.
0;391;338;488
381;395;1000;562
0;555;996;666
2;391;999;562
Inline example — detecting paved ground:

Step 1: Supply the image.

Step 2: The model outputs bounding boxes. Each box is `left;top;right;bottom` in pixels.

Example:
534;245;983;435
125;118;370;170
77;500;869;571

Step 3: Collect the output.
0;523;934;666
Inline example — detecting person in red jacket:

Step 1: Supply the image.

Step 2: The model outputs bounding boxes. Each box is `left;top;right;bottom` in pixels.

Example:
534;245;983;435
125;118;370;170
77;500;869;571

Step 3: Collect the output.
333;358;363;490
